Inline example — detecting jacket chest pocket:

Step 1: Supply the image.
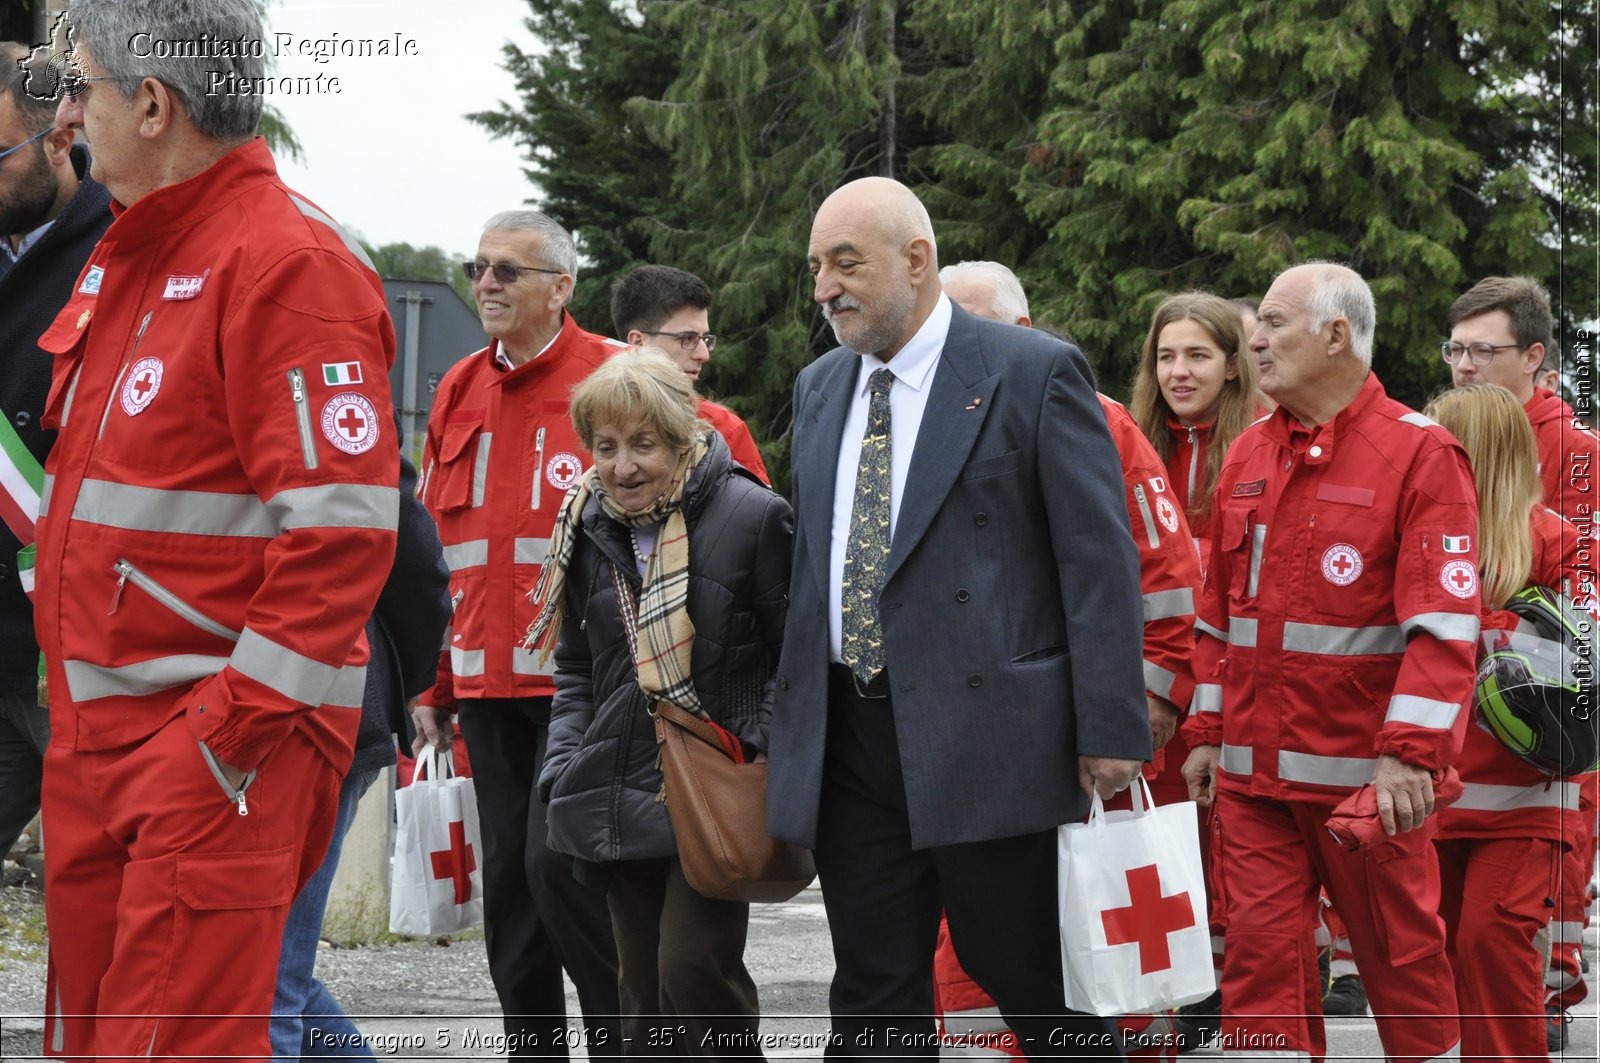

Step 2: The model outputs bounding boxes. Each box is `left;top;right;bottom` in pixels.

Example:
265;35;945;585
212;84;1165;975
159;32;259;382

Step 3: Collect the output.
1305;483;1387;620
1218;506;1263;606
38;293;94;434
430;416;488;513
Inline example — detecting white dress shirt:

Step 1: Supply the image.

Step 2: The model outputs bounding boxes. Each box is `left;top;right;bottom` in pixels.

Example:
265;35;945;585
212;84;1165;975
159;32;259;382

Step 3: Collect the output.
828;294;953;663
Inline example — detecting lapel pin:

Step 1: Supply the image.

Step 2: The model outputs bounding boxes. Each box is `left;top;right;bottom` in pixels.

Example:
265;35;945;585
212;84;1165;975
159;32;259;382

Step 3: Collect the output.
965;397;982;410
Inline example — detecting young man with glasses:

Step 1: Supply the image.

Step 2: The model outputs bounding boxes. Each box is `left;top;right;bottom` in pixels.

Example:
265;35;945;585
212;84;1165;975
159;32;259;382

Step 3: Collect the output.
416;210;624;1057
609;264;770;483
1446;275;1598;1052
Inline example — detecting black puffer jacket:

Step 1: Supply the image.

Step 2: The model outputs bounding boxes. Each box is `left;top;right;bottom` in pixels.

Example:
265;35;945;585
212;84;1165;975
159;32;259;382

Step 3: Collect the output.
539;432;792;864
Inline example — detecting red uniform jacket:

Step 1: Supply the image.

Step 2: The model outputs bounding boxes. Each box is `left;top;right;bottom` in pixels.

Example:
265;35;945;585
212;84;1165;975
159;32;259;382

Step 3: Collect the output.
1439;506;1586;843
1184;375;1480;801
420;318;625;708
34;138;398;773
699;398;769;484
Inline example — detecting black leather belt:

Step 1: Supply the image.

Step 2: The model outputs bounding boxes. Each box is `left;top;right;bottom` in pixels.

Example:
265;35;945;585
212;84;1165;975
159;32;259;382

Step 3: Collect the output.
830;662;890;700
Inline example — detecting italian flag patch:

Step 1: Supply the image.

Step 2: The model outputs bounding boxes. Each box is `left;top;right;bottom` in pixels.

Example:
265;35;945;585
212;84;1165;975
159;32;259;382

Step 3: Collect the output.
322;361;364;386
1443;535;1470;554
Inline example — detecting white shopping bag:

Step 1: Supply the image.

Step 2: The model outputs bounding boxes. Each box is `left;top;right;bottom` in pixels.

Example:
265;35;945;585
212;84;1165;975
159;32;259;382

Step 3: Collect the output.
389;745;485;936
1058;778;1215;1016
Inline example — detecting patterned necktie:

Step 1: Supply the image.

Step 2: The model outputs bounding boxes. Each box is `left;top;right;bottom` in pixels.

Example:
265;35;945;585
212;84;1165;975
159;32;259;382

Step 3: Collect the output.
842;368;894;684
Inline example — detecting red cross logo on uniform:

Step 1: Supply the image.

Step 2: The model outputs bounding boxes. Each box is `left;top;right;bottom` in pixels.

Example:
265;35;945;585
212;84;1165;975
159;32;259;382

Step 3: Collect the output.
119;356;165;417
336;406;367;439
1321;543;1363;586
547;451;583;490
133;372;156;400
428;820;478;904
1440;560;1478;600
1100;864;1195;975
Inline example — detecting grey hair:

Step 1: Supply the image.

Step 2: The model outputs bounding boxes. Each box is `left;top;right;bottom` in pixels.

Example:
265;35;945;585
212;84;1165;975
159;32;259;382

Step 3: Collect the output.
67;0;264;141
940;260;1030;323
1302;261;1376;367
0;42;60;132
483;210;579;281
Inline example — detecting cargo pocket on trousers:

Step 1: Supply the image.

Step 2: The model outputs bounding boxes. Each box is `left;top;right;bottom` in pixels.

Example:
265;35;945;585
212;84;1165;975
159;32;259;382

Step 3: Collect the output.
1364;829;1445;967
177;846;298;909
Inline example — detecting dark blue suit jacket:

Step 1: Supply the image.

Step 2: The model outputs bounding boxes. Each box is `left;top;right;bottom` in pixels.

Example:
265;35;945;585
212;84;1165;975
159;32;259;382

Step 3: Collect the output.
767;303;1151;849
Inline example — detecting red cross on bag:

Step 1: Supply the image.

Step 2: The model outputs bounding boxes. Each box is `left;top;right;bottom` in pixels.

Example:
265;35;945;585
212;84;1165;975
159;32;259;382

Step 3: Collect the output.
389;745;486;936
1057;778;1215;1016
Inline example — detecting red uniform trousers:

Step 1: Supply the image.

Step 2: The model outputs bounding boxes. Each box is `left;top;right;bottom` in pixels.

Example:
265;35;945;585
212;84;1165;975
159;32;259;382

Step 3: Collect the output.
1548;772;1598;1009
1435;836;1561;1061
1217;790;1459;1062
42;716;341;1061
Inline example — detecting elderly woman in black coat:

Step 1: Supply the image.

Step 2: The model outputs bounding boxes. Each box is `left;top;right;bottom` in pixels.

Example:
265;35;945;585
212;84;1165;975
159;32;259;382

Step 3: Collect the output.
527;348;791;1060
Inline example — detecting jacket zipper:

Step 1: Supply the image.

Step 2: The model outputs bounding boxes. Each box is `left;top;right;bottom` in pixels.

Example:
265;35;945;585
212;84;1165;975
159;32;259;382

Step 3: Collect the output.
288;368;318;470
532;426;547;509
1186;427;1200;509
98;311;153;439
109;558;242;641
1131;483;1161;549
198;739;256;815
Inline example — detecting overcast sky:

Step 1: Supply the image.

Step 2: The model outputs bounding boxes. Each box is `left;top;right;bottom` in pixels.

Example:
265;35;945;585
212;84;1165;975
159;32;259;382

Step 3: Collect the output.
263;0;540;257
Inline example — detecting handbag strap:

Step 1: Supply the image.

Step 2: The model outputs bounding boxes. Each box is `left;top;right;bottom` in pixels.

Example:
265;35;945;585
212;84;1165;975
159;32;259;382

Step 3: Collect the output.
652;699;736;755
414;743;454;783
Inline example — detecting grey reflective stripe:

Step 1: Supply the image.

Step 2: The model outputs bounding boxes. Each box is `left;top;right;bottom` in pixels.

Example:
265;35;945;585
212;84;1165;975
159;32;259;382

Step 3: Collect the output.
1229;616;1258;648
73;479;396;537
472;433;492;508
64;653;230;701
1420;1045;1460;1062
1385;694;1459;729
74;480;277;536
52;982;64;1053
1191;683;1222;714
1453;781;1579;812
1399;411;1440;430
288;193;377;271
1220;743;1252;774
1550;920;1586;945
38;473;53;518
512;647;556;678
514;536;551;565
1143;587;1194;621
231;627;365;708
1195;616;1228;642
1401;611;1480;643
452;645;486;677
1248;523;1266;597
1282;621;1404;656
1144;660;1177;699
268;483;398;531
1278;750;1374;787
443;539;489;571
942;1006;1010;1036
61;364;80;426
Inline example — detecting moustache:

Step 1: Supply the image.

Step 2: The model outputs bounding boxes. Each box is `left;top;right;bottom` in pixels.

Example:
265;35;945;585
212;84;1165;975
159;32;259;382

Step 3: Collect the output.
821;295;863;321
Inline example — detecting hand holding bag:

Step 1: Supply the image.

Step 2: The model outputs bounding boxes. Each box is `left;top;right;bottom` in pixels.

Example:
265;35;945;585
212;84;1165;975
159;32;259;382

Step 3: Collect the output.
1057;778;1214;1016
388;744;485;935
652;700;816;903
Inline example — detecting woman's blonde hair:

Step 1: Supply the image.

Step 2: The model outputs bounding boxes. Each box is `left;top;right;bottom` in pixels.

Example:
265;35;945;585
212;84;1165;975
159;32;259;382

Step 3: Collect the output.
1131;292;1265;523
1424;384;1540;610
570;347;703;452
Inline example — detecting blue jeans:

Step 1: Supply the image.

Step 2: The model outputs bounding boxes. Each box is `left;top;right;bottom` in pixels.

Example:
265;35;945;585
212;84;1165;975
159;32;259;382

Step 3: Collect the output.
271;766;383;1061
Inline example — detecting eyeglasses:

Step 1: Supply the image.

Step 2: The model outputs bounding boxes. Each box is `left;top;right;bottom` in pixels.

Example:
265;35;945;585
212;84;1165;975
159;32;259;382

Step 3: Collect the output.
1440;341;1524;366
0;127;48;162
462;261;565;284
640;329;717;352
58;71;143;98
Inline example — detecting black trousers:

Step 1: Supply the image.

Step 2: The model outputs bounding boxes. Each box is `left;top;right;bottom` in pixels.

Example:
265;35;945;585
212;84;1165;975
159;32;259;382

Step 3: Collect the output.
0;689;48;858
607;855;764;1060
458;697;622;1058
813;668;1124;1061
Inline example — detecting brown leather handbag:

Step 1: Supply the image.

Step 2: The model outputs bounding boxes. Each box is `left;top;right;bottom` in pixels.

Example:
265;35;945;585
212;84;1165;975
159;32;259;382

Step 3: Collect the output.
652;700;816;903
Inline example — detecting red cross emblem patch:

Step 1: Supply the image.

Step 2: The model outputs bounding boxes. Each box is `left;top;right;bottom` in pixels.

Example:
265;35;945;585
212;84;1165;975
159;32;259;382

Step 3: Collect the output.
546;451;582;490
1321;543;1363;586
320;392;380;455
119;356;164;417
1100;863;1196;974
1156;496;1180;534
1440;559;1478;600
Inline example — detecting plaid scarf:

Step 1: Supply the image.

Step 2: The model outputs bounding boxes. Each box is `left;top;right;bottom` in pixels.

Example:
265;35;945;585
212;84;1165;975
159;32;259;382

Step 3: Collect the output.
525;434;709;718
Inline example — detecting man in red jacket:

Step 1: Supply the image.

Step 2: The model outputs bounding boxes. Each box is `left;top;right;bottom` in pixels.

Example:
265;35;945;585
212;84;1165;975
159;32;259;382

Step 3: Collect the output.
38;2;397;1057
1183;262;1478;1062
608;264;770;483
414;210;622;1056
1444;274;1599;1048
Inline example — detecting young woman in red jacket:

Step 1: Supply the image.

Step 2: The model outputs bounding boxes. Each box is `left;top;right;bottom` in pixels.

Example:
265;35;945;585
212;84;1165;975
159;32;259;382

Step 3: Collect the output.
1425;383;1587;1062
